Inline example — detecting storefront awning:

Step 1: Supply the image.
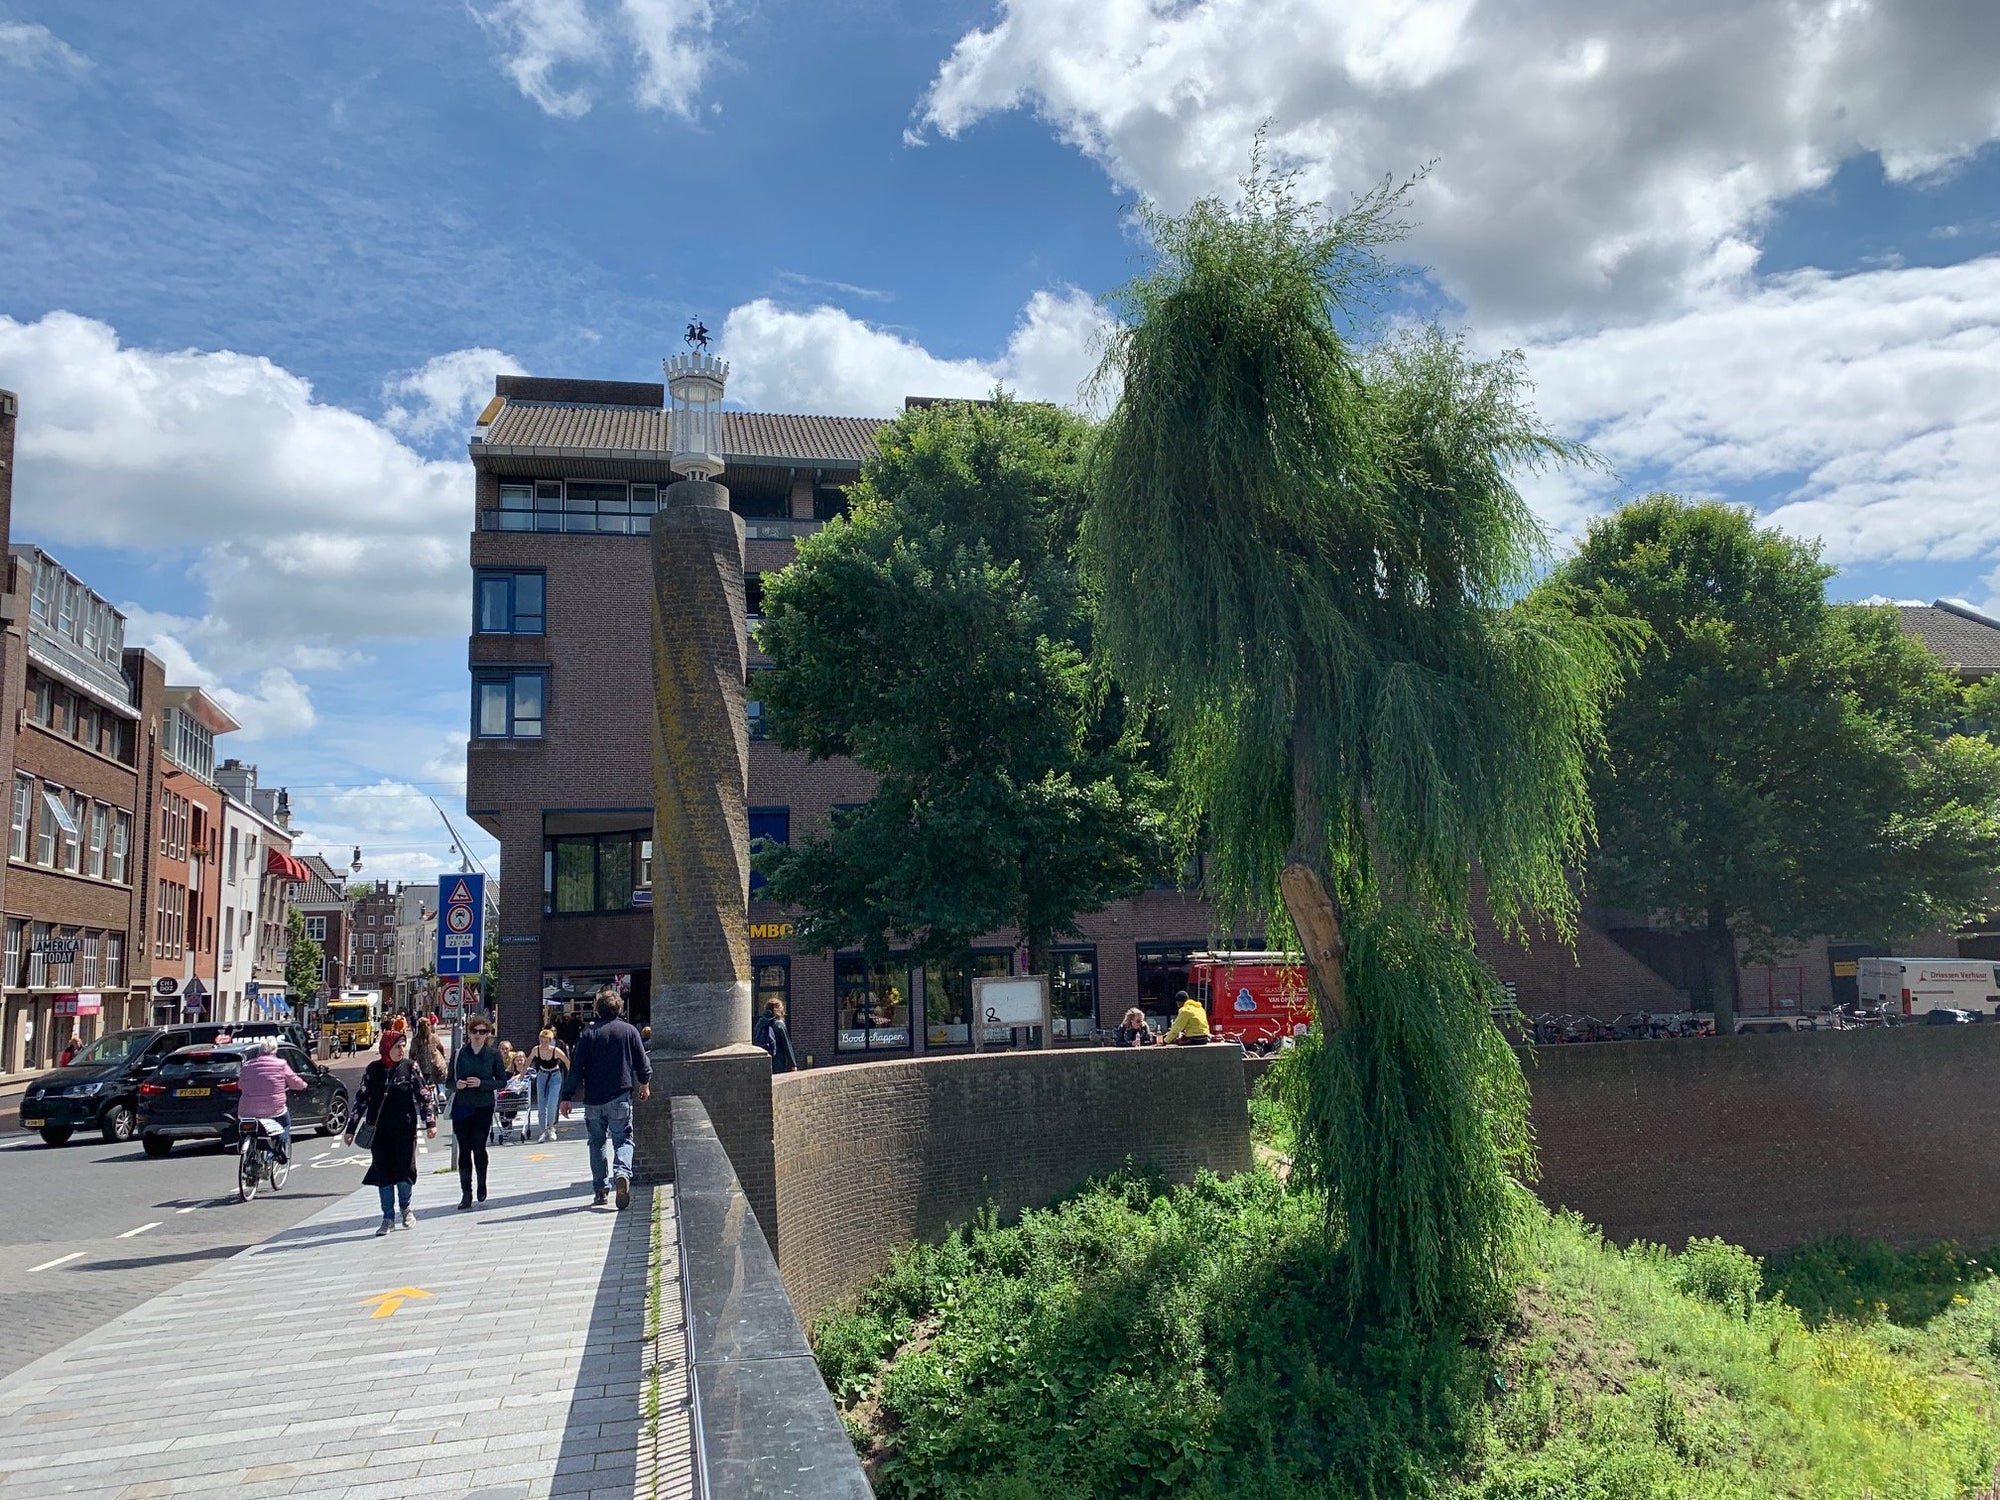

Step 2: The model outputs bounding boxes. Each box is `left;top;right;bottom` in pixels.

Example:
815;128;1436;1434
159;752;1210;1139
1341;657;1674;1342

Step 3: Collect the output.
266;848;313;883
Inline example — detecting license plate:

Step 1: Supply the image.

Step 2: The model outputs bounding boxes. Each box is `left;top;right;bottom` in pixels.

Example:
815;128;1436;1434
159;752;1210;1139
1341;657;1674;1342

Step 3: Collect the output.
22;1117;43;1128
176;1088;211;1097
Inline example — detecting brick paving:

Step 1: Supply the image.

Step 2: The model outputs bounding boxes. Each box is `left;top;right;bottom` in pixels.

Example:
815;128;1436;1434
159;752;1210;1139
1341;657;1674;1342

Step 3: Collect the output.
0;1145;693;1499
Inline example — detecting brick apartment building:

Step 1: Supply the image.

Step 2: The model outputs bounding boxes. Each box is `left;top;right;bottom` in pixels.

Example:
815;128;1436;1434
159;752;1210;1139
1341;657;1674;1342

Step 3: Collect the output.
462;373;2000;1054
214;758;303;1022
352;885;399;995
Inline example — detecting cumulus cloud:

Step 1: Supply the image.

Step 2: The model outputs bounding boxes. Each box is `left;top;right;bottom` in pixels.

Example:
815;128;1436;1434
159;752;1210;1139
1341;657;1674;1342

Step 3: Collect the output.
918;0;2000;326
0;311;482;666
382;346;525;441
0;21;88;71
474;0;716;119
1513;255;2000;564
722;287;1116;415
286;779;490;890
119;605;320;741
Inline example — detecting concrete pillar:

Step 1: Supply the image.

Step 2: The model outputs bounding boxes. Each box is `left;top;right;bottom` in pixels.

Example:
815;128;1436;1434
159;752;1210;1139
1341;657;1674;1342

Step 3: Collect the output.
649;478;752;1053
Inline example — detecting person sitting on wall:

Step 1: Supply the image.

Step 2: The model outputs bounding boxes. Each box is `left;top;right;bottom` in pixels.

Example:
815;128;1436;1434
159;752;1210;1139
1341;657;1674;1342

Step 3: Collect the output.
1158;990;1212;1046
1112;1007;1154;1047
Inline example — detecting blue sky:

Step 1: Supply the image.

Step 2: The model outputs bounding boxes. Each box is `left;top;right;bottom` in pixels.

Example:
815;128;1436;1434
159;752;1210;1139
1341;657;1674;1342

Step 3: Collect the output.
2;0;1998;882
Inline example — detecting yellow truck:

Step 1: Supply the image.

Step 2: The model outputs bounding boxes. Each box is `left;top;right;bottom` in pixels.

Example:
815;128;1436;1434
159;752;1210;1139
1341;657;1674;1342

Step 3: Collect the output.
325;989;382;1053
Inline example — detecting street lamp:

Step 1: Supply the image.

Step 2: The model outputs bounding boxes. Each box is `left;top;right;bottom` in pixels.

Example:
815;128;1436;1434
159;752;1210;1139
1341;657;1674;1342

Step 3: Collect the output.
350;845;363;875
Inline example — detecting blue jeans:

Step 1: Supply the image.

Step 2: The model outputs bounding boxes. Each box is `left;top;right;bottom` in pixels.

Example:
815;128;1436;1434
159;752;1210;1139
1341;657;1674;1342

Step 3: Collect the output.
535;1070;563;1132
585;1094;635;1193
376;1181;412;1219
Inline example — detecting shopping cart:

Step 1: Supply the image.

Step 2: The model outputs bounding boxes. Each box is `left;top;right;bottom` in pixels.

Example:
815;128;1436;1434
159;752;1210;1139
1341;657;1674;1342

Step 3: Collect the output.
490;1073;535;1145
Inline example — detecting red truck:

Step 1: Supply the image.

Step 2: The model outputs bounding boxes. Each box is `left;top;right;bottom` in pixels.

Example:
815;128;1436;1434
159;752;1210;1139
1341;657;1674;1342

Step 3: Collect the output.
1189;951;1313;1045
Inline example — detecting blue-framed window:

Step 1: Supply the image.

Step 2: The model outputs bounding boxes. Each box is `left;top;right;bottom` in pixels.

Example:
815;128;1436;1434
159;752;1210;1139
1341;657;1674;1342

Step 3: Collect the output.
747;670;773;741
474;670;545;739
476;570;545;635
748;806;789;896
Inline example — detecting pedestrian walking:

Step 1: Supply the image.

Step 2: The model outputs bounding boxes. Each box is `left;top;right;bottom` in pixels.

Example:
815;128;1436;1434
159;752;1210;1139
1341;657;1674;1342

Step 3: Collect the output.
346;1031;437;1235
530;1029;569;1142
451;1017;508;1210
752;998;798;1074
560;988;652;1210
413;1016;448;1109
58;1035;80;1068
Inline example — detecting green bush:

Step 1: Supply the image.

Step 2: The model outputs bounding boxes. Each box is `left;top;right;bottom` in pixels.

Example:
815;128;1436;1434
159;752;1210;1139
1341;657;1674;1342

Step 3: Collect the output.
1668;1237;1762;1318
1766;1236;1997;1328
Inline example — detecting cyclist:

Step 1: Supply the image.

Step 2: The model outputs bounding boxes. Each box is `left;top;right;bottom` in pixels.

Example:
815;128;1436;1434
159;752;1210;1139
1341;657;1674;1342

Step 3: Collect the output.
237;1036;311;1162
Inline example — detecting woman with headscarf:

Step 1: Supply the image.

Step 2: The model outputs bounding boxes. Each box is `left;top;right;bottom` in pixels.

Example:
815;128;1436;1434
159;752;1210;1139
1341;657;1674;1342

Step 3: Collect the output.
346;1030;437;1235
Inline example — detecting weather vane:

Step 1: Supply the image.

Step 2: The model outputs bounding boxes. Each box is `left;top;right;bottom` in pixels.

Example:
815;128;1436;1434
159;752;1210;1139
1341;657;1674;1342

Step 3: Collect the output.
684;317;710;350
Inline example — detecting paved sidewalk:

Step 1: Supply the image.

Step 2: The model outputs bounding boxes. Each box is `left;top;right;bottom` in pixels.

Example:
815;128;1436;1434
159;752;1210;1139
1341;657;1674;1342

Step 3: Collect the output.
0;1143;693;1499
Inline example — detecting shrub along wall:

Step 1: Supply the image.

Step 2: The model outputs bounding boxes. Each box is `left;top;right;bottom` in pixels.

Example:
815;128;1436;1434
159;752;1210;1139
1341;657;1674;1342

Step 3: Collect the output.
771;1046;1254;1326
1527;1025;2000;1254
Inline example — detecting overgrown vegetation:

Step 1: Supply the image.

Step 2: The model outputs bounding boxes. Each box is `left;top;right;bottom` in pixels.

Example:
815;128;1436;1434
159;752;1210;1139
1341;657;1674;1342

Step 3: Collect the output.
818;1169;2000;1499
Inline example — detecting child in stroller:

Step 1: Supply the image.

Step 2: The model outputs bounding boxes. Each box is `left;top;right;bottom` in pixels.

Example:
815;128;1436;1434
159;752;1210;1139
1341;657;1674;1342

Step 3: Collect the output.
490;1063;534;1145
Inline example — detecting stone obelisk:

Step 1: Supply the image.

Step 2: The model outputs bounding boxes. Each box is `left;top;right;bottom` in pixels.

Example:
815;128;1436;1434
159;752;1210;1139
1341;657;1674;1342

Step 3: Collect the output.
650;349;752;1053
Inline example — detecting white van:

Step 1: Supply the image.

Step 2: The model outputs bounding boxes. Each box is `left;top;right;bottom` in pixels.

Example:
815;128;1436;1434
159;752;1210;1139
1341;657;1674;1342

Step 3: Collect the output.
1855;958;2000;1018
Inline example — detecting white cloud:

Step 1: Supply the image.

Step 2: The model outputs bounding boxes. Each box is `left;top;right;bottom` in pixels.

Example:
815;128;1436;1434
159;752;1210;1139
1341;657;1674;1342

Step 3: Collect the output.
918;0;2000;327
286;779;487;891
382;347;525;440
0;311;482;671
474;0;716;119
722;286;1116;415
0;21;88;71
119;605;320;741
1514;255;2000;566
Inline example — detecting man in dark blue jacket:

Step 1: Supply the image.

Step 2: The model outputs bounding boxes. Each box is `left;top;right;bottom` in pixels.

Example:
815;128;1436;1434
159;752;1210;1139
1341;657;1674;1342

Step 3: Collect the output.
560;988;652;1209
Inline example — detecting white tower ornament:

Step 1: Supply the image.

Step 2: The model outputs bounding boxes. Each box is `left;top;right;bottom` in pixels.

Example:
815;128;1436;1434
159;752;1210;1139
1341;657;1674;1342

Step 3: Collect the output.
665;349;729;482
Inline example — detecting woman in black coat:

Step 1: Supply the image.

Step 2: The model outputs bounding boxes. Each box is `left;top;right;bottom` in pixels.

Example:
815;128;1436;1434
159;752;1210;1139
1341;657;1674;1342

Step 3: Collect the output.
346;1030;437;1235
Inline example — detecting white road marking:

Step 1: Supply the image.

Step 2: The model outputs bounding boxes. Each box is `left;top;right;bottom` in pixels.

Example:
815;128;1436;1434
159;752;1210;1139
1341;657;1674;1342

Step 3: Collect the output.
176;1205;200;1214
119;1222;161;1239
28;1251;85;1273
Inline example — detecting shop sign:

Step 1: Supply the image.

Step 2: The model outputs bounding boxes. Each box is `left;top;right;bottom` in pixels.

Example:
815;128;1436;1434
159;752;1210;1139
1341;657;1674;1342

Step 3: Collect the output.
33;937;81;962
53;993;102;1017
749;921;795;940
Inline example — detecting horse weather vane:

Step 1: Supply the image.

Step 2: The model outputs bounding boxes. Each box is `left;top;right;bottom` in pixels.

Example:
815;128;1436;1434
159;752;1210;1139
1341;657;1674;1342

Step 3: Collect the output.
684;317;710;350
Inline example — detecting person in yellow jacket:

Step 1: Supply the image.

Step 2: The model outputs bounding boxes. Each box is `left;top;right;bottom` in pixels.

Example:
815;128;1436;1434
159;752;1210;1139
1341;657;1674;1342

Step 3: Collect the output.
1159;990;1212;1045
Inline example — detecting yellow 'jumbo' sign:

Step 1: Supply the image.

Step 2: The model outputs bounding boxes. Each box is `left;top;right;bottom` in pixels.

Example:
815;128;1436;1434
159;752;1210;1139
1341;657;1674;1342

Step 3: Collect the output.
750;922;795;940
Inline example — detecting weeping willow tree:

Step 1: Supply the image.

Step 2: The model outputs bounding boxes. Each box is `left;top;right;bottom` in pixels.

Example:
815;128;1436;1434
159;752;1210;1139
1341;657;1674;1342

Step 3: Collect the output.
1084;161;1630;1330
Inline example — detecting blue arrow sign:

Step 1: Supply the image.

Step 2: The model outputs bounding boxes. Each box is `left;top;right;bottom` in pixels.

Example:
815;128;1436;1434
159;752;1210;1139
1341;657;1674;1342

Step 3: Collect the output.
436;872;486;977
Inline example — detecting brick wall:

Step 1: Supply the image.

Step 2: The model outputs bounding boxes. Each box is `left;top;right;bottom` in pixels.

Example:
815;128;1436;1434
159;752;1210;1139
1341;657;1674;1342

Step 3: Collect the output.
1528;1026;2000;1253
769;1045;1254;1326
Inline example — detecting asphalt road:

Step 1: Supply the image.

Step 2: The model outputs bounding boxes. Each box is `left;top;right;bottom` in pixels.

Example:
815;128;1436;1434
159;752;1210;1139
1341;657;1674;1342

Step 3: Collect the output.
0;1057;437;1380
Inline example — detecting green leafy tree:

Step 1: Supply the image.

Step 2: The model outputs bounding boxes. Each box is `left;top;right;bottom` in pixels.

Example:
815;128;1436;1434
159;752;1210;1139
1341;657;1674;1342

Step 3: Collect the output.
756;396;1173;981
1548;494;2000;1031
283;905;323;1002
1083;159;1628;1330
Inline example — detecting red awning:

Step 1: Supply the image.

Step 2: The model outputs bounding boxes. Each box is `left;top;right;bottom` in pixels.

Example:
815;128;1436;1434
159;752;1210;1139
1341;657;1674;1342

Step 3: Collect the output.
267;848;313;883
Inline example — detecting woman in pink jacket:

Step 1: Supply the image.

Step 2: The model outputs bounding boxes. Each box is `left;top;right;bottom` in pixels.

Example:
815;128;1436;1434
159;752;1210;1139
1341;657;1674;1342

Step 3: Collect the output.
237;1037;310;1162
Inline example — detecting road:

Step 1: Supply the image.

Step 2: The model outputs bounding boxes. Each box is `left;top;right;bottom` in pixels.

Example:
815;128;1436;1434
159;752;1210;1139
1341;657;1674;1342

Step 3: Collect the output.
0;1057;434;1380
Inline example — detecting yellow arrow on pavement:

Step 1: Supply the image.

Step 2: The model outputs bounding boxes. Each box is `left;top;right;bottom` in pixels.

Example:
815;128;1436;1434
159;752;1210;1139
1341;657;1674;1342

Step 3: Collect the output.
526;1153;551;1162
361;1287;433;1319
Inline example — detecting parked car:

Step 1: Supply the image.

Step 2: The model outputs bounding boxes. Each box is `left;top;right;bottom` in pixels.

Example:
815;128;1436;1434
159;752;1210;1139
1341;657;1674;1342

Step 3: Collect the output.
138;1041;349;1158
1921;1007;1978;1026
18;1022;309;1146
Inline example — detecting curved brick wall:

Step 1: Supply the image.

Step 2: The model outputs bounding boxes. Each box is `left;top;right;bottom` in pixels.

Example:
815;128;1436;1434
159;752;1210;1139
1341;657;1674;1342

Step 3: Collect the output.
771;1047;1254;1325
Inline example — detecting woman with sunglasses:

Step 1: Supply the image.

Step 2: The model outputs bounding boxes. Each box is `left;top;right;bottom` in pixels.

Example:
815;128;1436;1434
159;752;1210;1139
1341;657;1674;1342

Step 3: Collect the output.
451;1016;508;1210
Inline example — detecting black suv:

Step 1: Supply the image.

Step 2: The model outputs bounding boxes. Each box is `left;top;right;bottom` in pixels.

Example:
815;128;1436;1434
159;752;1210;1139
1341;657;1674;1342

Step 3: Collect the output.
19;1023;308;1146
138;1041;348;1157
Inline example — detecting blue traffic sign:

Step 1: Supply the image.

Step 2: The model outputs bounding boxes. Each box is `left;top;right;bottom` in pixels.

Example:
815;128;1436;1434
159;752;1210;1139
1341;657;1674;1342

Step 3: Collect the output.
436;873;486;977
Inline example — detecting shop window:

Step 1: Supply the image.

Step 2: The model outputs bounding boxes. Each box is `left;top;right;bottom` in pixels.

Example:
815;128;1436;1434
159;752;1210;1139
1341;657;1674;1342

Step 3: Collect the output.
923;949;1013;1048
754;958;790;1023
544;831;646;915
474;670;545;739
748;806;789;896
475;570;546;634
835;952;913;1052
1049;947;1099;1039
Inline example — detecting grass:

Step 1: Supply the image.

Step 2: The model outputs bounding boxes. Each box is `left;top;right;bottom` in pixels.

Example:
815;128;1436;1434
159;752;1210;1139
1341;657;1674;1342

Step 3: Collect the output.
815;1169;2000;1499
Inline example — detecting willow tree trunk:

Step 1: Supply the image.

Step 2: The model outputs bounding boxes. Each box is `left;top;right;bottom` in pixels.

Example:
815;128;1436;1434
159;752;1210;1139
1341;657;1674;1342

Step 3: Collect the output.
1280;710;1351;1032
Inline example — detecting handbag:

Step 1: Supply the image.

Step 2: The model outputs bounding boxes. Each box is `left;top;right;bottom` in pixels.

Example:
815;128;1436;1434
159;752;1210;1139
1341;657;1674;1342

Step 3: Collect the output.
353;1069;385;1149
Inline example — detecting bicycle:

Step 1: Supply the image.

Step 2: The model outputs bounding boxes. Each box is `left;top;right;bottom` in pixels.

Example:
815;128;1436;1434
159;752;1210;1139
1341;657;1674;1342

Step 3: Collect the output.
235;1116;290;1202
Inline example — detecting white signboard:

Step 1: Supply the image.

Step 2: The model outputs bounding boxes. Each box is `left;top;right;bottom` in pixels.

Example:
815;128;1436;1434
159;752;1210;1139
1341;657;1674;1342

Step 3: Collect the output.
973;975;1049;1029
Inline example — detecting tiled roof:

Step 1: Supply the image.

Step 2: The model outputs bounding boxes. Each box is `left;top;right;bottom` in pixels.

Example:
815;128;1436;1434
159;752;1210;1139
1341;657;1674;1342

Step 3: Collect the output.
1896;602;2000;678
479;402;890;467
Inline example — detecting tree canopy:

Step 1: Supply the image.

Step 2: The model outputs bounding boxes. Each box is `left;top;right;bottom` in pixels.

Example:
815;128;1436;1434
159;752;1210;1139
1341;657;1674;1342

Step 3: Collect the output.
1545;494;2000;1030
1084;158;1628;1330
755;396;1172;976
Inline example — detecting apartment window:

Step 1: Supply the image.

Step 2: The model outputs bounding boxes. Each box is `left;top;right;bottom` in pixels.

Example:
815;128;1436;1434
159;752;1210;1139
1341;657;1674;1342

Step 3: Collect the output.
56;578;77;638
159;790;189;861
923;949;1013;1049
227;828;239;884
65;792;87;874
109;811;132;884
474;670;545;739
105;932;124;987
305;915;327;943
87;803;107;879
29;560;54;623
362;932;376;950
835;952;913;1053
81;932;100;987
26;921;49;986
475;570;546;634
747;671;773;741
10;774;31;861
39;787;75;868
367;913;376;927
110;716;136;765
3;919;22;988
744;573;765;622
544;831;646;915
748;806;789;896
153;884;186;962
360;955;375;977
75;701;100;752
492;479;658;535
167;709;216;781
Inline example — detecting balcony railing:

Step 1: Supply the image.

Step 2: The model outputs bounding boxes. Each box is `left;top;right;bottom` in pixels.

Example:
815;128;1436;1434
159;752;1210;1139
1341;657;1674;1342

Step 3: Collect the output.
478;510;823;542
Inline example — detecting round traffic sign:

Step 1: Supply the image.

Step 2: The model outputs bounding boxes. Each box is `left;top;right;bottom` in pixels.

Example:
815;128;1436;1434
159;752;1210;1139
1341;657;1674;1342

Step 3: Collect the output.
446;904;474;934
